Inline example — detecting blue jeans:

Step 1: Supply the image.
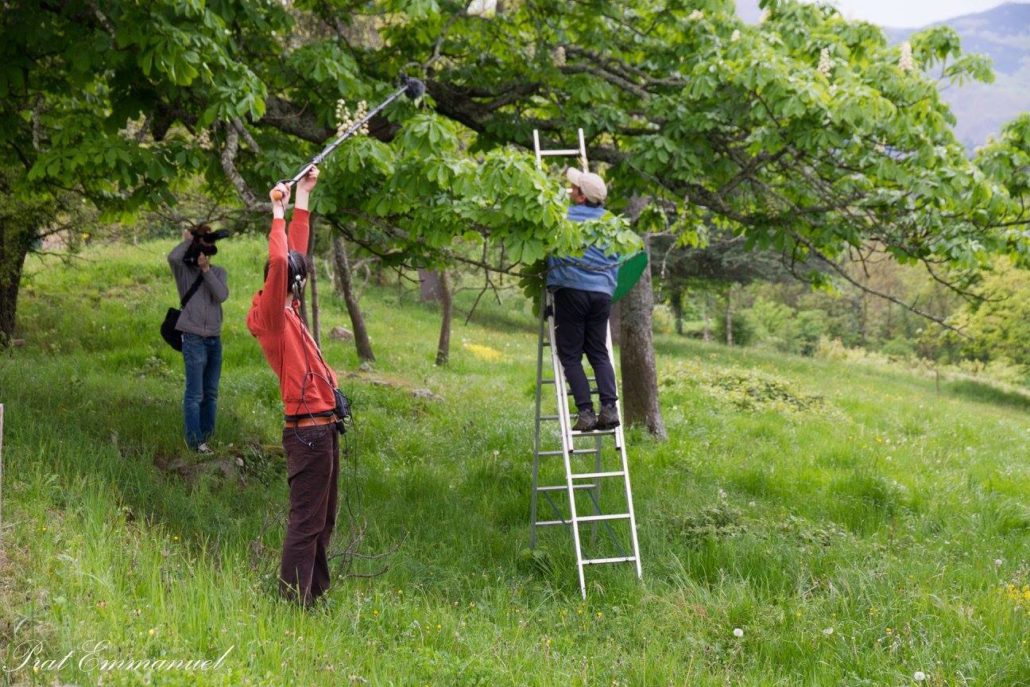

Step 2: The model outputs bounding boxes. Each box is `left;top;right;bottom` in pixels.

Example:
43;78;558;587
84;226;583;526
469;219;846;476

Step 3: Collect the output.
182;333;222;449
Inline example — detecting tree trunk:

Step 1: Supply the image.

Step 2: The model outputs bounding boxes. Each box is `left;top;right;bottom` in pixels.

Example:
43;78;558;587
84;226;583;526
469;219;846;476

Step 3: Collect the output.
725;286;734;347
307;219;320;346
702;293;712;343
608;300;621;347
670;289;683;336
418;269;443;302
0;270;21;343
332;236;376;363
0;224;33;344
618;202;667;440
435;271;452;366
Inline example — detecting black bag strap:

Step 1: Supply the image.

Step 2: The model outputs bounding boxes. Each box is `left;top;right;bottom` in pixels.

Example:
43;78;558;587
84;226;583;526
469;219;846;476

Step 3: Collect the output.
180;274;204;308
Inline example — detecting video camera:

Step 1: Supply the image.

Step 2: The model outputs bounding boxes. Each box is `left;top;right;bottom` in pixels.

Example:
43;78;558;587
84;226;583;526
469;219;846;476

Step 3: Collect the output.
183;227;231;267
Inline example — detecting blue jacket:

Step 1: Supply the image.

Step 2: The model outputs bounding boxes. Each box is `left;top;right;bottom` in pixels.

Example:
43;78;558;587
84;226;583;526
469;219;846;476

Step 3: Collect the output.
546;204;620;296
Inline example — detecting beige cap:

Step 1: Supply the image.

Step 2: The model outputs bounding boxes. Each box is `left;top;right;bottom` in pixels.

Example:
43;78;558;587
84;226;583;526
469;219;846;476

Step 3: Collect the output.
566;168;607;204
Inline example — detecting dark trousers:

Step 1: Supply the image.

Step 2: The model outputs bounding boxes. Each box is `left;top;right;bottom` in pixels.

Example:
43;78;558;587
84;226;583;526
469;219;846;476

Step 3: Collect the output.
553;288;618;412
280;424;339;605
181;333;221;449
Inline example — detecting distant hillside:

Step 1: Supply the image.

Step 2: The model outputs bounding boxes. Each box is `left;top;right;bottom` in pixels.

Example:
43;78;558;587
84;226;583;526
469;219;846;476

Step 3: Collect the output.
886;3;1030;149
735;1;1030;149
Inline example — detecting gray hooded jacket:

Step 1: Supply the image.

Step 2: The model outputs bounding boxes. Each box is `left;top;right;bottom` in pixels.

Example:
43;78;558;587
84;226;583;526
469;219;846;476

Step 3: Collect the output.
167;239;229;337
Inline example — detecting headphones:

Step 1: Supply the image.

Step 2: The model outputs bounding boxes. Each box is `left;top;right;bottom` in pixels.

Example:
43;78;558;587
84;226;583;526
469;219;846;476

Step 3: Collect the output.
287;250;308;298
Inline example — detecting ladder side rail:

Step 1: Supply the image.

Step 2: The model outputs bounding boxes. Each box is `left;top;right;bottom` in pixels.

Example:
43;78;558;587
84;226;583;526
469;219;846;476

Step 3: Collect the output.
547;291;588;598
530;303;548;548
590;433;603;545
606;320;644;579
578;128;588;172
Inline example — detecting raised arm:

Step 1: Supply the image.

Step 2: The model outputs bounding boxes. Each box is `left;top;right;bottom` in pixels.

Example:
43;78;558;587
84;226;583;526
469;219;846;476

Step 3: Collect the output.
286;166;319;254
252;184;291;332
167;229;193;282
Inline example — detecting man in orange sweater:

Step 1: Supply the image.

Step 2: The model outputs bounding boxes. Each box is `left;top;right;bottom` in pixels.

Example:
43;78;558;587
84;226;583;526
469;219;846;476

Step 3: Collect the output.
247;167;341;605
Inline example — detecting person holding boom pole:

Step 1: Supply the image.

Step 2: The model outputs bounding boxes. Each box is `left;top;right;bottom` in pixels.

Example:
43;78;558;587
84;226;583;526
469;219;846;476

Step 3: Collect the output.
247;167;343;606
247;75;423;604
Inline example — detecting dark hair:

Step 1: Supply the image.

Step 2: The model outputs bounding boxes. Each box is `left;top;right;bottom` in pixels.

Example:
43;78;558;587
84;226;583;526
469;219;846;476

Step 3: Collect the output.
192;223;213;240
262;251;310;296
287;250;308;296
584;200;603;208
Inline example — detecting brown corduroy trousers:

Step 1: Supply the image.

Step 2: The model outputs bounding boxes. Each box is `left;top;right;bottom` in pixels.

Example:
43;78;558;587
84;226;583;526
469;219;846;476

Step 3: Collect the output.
279;424;339;605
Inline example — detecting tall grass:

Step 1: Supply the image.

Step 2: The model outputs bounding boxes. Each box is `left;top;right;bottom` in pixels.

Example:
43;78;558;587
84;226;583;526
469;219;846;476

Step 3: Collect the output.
0;237;1027;686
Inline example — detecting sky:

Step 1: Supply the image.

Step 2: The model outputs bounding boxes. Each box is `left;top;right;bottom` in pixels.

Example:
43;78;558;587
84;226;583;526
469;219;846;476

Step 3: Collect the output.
802;0;1022;27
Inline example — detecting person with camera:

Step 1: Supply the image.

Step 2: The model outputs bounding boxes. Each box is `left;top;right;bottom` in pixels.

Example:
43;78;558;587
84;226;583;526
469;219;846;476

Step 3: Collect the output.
167;224;230;454
247;167;345;606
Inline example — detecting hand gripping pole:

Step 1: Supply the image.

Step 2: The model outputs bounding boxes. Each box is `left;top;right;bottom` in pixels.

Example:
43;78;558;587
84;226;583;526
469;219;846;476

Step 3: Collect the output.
271;76;425;200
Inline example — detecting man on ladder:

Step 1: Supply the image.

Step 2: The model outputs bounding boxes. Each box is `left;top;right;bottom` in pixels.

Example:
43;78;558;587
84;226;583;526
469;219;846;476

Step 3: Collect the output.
547;167;621;432
530;131;642;597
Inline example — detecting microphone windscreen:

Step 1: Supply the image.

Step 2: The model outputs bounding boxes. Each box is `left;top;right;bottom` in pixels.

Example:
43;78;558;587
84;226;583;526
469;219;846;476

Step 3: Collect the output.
404;77;426;100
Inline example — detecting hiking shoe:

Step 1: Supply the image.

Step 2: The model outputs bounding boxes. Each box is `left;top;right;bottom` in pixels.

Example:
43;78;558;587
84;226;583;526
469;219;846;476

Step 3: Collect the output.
597;404;620;430
196;442;214;455
572;409;597;432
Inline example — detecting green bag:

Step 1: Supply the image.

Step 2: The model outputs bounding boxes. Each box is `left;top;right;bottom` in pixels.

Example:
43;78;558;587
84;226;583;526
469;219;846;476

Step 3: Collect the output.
612;251;648;303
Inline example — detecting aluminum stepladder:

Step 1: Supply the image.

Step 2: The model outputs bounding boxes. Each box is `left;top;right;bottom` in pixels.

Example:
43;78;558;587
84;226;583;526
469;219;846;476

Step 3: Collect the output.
529;129;643;598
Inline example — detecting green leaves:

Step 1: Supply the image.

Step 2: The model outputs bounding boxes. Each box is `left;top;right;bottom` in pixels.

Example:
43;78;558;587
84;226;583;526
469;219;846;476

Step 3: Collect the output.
4;0;1024;299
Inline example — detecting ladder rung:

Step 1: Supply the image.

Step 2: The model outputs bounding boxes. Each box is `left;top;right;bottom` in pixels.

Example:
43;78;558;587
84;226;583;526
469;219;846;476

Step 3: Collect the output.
570;428;617;436
582;556;637;565
536;519;570;527
536;484;596;492
535;148;585;156
570;471;625;479
540;414;560;421
537;448;602;457
576;513;631;523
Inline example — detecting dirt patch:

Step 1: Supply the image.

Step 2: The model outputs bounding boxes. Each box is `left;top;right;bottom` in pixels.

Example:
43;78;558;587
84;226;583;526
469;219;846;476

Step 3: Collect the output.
341;369;443;402
154;443;284;485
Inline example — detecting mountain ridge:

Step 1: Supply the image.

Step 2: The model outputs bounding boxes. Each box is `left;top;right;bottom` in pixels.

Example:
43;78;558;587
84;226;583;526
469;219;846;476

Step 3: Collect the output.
735;1;1030;148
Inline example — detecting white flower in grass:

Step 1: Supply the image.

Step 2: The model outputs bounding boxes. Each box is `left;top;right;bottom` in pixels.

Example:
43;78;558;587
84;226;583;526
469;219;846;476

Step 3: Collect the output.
994;558;1003;567
823;627;834;635
914;671;926;682
900;42;914;72
731;29;741;42
733;627;744;638
817;48;833;77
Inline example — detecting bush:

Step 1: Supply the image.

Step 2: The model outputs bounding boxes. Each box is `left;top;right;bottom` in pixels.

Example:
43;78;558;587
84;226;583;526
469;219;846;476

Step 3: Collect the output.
880;336;916;361
651;303;676;334
715;309;754;346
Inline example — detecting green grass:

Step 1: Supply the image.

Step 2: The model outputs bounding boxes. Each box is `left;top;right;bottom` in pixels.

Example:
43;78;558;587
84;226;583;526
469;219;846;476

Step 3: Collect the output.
1;237;1028;686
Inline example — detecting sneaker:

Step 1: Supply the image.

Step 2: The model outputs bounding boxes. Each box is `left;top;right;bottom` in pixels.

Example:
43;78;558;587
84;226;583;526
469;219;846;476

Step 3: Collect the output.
572;408;597;432
597;404;620;430
196;442;214;455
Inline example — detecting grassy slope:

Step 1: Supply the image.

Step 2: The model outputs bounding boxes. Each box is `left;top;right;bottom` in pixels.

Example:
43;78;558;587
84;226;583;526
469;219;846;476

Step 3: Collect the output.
0;237;1027;686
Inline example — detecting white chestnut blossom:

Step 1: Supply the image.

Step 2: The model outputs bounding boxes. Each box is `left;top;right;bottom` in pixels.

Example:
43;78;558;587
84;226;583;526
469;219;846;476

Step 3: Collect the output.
335;99;369;137
900;42;914;72
467;0;496;18
818;48;833;77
